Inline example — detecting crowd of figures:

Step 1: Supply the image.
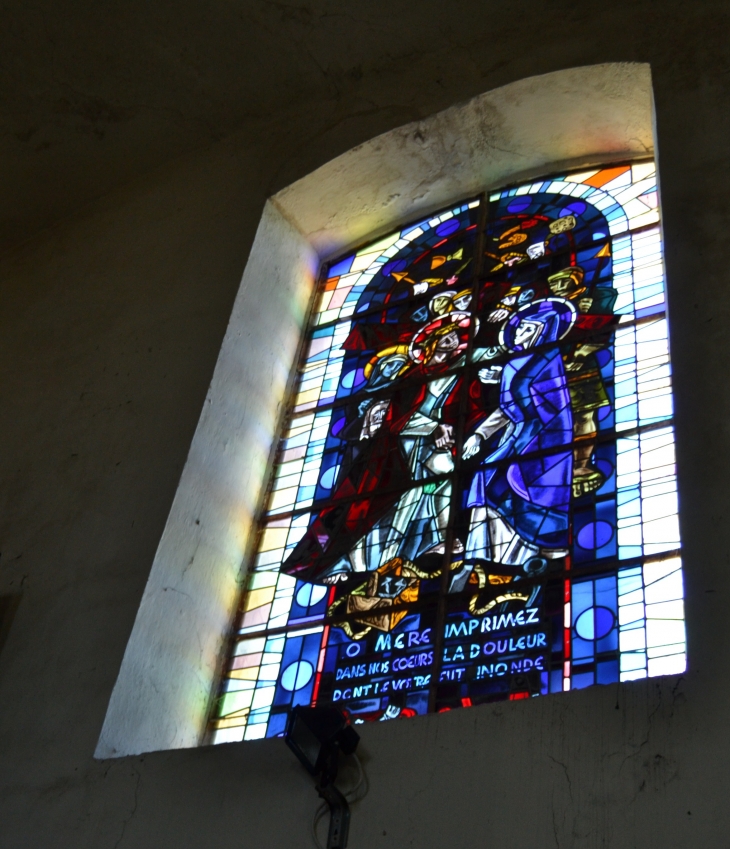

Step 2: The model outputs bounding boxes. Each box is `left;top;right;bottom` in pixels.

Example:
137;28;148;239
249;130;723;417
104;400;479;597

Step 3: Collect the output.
284;204;618;623
212;164;684;741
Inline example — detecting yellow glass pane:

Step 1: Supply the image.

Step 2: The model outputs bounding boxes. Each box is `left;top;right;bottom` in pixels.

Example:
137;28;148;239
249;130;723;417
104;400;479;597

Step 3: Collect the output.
215;711;250;729
317;290;333;312
268;487;298;512
259;526;289;552
243;586;276;611
294;387;319;406
229;666;259;681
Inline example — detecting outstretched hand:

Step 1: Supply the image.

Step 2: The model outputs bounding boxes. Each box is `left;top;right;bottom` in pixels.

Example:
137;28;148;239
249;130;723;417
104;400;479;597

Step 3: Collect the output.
462;433;483;459
478;365;503;384
487;308;510;323
434;423;455;448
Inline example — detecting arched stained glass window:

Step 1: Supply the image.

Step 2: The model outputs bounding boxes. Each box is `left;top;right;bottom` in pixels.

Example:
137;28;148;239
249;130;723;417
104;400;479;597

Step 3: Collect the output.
212;161;686;744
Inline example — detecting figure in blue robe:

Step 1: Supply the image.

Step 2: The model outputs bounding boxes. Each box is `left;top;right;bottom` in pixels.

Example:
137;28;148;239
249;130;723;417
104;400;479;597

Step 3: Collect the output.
463;298;575;567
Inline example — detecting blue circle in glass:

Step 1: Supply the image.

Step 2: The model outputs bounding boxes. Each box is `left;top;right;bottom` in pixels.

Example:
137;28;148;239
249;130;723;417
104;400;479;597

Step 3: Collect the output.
575;606;615;641
595;458;614;481
382;259;408;277
296;583;328;608
341;368;366;390
319;465;340;490
331;416;346;437
435;218;460;237
559;201;586;217
595;348;612;368
507;196;532;213
280;660;314;692
593;231;607;240
576;520;614;550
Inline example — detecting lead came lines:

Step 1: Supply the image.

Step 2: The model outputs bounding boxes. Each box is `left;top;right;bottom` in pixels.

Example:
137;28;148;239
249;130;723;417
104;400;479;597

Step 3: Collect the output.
211;160;686;743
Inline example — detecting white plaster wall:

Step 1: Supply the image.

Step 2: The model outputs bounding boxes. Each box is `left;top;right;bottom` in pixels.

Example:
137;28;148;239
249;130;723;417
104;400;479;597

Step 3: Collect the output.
1;3;730;846
95;203;316;756
277;63;654;259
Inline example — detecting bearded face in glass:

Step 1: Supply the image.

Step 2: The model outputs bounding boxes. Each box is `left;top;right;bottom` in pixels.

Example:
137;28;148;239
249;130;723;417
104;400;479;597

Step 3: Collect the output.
421;328;466;367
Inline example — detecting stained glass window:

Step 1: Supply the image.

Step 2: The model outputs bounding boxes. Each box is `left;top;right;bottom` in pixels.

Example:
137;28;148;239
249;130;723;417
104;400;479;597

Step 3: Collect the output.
211;161;686;743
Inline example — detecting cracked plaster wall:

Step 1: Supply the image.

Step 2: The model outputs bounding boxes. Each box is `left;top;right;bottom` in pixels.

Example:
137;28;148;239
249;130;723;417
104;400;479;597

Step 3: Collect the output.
1;2;730;847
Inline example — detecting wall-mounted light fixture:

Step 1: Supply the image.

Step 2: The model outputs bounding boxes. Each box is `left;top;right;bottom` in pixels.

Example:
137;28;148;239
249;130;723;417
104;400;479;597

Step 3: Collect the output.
285;706;360;849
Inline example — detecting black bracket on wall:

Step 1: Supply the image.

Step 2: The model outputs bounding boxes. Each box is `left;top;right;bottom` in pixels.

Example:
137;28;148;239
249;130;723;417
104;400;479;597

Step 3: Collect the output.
285;706;360;849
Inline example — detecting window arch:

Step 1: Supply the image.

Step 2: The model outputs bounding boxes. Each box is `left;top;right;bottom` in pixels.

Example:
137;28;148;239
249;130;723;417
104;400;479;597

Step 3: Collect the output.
212;160;686;743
